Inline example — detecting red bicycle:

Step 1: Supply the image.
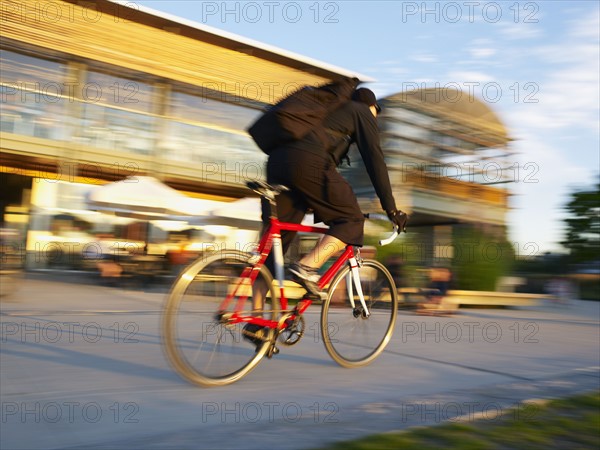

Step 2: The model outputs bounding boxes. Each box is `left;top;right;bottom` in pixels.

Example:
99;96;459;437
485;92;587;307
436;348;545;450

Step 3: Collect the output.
162;181;400;386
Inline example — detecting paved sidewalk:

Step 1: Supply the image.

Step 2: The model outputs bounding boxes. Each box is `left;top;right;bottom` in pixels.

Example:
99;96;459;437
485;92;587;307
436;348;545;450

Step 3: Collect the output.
1;278;599;450
72;367;600;450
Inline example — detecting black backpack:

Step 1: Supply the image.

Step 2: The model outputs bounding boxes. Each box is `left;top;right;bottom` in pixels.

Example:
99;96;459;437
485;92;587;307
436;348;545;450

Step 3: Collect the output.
247;77;360;154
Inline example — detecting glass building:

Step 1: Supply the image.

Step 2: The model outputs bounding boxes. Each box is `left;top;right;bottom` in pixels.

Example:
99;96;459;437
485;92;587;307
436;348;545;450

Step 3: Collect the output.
351;88;514;287
1;0;512;288
0;0;364;270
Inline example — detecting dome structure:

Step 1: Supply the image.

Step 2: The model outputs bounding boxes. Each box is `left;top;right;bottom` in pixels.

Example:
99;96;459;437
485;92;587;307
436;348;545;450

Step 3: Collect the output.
381;88;510;145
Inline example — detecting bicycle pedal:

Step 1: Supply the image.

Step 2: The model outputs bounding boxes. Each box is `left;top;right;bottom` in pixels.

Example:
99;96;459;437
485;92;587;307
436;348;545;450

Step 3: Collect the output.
283;331;303;345
266;344;279;358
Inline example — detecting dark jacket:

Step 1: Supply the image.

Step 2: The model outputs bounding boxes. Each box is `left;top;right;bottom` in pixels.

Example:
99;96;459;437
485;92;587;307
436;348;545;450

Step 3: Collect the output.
297;101;397;213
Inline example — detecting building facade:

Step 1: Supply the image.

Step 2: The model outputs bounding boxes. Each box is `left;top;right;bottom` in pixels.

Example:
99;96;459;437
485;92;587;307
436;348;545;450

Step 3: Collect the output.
1;0;512;286
0;0;363;268
368;89;513;289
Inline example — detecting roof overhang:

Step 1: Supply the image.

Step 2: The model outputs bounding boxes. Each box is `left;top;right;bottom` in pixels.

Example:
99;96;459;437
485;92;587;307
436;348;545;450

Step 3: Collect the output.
2;0;373;105
106;0;374;83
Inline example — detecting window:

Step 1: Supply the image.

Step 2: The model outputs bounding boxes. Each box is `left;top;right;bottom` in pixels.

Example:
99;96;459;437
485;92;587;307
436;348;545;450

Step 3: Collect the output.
0;50;65;86
0;50;68;140
85;71;153;113
77;70;156;154
1;49;268;177
168;91;260;130
385;121;431;141
161;91;263;164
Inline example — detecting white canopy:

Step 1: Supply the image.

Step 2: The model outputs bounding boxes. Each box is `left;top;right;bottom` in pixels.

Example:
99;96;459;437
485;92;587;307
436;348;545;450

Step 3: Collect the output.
190;197;318;229
87;176;221;219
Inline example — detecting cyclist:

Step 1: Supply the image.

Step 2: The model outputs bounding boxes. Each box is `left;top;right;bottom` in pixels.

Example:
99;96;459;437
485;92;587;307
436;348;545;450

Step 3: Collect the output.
263;87;408;297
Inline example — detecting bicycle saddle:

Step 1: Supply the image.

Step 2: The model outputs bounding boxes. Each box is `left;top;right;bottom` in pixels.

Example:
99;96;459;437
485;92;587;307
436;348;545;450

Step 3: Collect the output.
246;181;289;200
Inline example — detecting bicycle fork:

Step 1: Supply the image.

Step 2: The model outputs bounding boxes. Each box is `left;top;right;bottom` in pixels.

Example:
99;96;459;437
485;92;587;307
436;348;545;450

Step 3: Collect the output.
346;256;370;318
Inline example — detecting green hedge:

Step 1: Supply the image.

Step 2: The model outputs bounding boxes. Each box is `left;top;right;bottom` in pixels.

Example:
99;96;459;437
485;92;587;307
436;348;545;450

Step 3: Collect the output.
364;224;514;291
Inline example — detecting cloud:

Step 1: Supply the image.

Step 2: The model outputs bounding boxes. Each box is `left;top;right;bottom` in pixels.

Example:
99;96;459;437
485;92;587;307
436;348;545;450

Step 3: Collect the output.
410;54;438;63
380;60;410;66
468;38;497;58
500;9;600;251
503;9;600;133
497;22;543;40
383;67;410;75
469;47;496;58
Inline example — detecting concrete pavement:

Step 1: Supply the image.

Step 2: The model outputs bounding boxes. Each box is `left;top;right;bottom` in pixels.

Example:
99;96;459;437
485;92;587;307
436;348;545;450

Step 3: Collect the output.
1;277;599;449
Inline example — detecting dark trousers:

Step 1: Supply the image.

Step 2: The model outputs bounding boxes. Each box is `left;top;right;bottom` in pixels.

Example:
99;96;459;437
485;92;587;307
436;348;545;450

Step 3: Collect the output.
262;148;365;262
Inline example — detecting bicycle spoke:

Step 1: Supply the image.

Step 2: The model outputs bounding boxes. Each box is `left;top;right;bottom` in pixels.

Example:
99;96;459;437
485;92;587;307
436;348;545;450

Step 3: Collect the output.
162;251;278;386
321;260;397;367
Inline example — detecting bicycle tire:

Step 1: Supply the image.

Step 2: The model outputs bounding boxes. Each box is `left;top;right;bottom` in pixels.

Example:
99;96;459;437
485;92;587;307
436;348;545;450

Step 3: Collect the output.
321;259;397;367
162;250;279;386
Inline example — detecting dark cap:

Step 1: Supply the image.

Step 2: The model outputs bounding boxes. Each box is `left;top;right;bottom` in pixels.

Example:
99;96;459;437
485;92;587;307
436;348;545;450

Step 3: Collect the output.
352;88;382;113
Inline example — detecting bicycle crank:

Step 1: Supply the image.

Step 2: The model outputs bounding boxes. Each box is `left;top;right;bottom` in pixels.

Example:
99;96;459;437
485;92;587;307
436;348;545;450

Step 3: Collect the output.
278;314;306;346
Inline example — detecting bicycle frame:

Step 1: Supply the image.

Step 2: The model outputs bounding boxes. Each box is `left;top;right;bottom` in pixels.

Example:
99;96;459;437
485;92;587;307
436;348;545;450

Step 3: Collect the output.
218;216;369;330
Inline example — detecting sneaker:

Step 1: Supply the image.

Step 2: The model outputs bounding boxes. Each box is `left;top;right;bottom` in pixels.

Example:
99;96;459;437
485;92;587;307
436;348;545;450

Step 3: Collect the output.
289;262;321;297
242;323;265;350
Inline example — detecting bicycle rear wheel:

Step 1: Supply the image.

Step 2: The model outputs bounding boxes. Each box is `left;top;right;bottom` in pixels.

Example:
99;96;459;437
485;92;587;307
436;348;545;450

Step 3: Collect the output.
162;250;279;386
321;259;397;367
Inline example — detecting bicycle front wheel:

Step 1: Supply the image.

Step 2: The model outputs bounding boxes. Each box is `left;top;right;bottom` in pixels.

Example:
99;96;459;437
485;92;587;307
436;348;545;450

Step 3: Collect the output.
162;250;279;387
321;259;397;367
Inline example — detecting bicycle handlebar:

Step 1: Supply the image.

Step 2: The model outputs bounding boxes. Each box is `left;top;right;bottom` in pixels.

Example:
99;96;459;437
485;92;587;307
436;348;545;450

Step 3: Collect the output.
364;213;400;246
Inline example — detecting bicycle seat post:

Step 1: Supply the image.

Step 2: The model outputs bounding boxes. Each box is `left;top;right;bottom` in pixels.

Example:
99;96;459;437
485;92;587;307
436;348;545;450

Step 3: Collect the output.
265;190;278;220
246;181;288;219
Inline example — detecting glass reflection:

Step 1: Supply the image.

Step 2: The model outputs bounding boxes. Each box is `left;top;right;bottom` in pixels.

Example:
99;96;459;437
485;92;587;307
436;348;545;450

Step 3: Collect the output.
0;50;69;140
162;90;263;163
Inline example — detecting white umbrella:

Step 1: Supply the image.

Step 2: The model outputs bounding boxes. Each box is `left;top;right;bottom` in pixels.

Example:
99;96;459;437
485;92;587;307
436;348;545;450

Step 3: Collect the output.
190;197;317;229
38;207;135;225
86;176;222;251
188;197;262;229
87;176;220;218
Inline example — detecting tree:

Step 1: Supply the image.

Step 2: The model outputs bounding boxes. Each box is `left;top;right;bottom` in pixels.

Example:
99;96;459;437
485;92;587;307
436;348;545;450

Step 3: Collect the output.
561;181;600;263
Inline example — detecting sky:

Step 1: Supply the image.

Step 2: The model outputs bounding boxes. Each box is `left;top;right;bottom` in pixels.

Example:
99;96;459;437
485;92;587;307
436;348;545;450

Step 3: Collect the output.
135;0;599;254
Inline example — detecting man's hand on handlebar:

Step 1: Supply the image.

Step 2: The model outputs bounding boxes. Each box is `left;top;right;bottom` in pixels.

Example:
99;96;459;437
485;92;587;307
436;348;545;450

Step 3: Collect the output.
387;209;409;233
